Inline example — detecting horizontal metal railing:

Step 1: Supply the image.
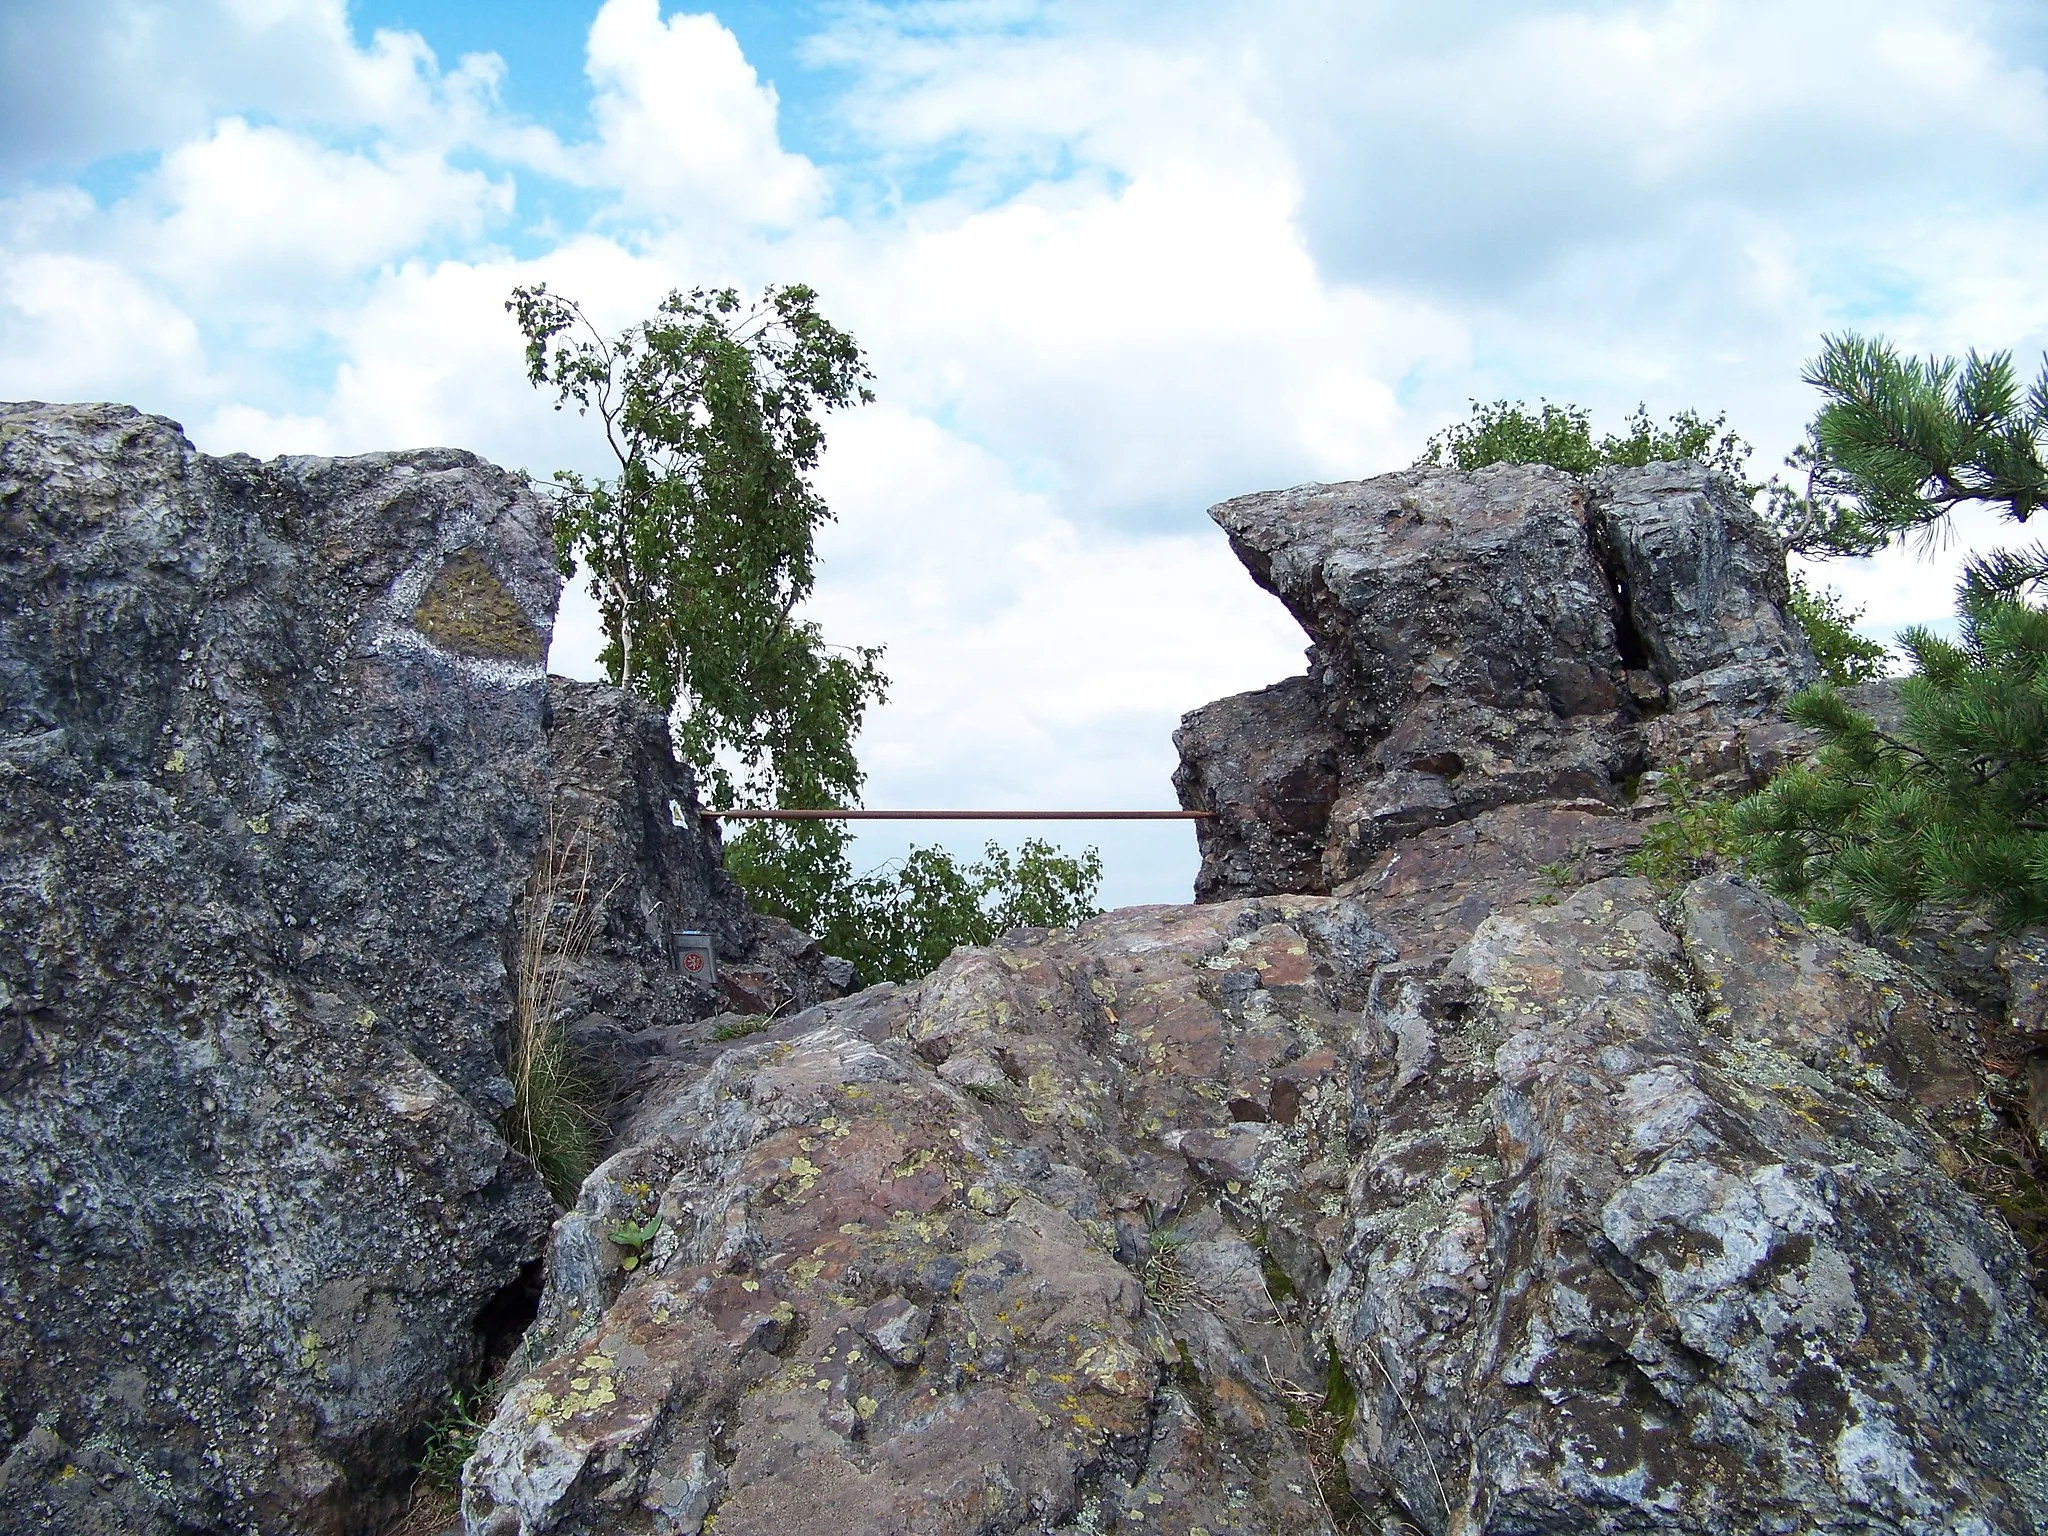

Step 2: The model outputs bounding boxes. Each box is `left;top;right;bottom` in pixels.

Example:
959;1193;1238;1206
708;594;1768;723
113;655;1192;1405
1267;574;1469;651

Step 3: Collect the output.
702;808;1214;821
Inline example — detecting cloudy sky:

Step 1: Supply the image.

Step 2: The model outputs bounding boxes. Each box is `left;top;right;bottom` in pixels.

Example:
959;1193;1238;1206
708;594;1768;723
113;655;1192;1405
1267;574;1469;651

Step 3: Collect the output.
4;0;2045;906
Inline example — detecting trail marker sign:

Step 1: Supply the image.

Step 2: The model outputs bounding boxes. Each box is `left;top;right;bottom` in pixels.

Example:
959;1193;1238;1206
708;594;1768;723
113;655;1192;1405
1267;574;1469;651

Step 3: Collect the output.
674;931;717;984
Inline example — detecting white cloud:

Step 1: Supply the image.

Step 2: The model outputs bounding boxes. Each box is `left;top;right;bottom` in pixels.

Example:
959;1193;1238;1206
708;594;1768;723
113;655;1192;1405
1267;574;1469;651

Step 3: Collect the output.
1251;0;2048;295
802;403;1307;904
0;252;208;404
0;0;479;177
584;0;825;227
136;118;513;302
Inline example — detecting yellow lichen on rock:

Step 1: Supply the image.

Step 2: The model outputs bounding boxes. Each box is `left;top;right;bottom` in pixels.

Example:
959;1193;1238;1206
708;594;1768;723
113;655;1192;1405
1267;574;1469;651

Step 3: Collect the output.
412;550;543;662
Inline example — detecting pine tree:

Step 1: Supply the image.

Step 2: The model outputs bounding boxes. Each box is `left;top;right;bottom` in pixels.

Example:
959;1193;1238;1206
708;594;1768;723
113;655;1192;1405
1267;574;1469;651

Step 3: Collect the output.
1732;334;2048;934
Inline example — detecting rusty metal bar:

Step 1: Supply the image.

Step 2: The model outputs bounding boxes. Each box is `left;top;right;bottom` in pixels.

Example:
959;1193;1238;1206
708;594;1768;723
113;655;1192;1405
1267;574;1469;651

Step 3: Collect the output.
703;808;1214;821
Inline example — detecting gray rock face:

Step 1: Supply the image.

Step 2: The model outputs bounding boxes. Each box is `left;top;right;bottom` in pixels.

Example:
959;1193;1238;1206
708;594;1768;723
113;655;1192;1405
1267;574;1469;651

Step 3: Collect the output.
541;679;849;1129
1171;675;1345;898
1333;875;2042;1534
0;404;559;1533
461;877;2047;1535
1176;461;1817;930
1592;462;1813;711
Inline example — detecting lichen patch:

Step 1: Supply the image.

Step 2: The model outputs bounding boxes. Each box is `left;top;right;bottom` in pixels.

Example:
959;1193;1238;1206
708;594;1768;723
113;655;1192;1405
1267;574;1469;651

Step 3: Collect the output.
411;549;543;662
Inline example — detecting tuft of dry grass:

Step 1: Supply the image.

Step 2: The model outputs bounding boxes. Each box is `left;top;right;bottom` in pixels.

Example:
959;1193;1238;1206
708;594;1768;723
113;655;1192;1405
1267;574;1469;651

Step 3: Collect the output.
1139;1228;1197;1317
507;814;609;1206
384;1482;458;1536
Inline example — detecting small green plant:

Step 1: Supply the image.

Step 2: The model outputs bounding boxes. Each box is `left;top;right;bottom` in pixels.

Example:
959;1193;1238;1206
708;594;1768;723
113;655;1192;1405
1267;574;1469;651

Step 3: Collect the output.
1625;773;1746;894
709;1013;774;1042
606;1213;662;1273
508;817;607;1206
1787;573;1892;685
417;1383;497;1491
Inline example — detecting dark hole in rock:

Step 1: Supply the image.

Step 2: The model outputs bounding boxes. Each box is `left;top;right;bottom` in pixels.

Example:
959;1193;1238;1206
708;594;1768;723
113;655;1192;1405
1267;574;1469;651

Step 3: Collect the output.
475;1259;545;1376
1406;751;1464;780
1227;1096;1270;1123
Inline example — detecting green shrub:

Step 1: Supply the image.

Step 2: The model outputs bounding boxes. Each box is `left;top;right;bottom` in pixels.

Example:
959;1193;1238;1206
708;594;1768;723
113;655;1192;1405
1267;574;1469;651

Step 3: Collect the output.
507;818;604;1206
1417;399;1753;485
1731;331;2048;937
1787;573;1891;686
1625;774;1746;895
808;838;1104;986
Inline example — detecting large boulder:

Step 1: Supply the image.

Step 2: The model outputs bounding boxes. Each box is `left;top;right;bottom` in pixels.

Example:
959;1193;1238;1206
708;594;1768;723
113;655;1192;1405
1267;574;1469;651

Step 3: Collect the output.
462;879;2048;1534
0;404;560;1533
1175;461;1818;954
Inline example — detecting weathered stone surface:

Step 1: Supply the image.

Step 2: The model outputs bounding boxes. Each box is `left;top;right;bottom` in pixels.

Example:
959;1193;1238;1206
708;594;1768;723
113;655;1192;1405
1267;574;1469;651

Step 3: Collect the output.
465;899;1389;1536
1329;876;2045;1533
466;875;2044;1534
0;404;559;1531
1173;675;1348;901
1177;461;1817;915
1592;461;1814;712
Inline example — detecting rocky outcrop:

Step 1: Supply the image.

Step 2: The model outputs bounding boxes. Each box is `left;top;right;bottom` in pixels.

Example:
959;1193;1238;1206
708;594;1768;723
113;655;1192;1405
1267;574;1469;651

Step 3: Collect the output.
460;456;2046;1535
1174;461;1817;958
10;416;2040;1536
0;404;562;1534
462;876;2047;1534
1337;875;2042;1533
540;679;851;1129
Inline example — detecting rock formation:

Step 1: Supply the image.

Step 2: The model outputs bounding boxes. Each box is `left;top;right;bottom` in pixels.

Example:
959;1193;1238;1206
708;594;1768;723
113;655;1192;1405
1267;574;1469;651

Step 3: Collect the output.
1173;461;1817;960
540;679;853;1129
0;406;843;1535
463;876;2047;1534
0;403;562;1533
465;458;2047;1535
5;412;2041;1536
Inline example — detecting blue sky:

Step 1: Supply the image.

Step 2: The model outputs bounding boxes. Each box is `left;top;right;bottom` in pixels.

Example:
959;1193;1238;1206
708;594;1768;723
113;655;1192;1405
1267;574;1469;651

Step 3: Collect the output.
3;0;2045;906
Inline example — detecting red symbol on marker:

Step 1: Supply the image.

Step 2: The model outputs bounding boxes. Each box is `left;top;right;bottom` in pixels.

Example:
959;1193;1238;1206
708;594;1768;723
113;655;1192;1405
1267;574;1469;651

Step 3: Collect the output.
682;952;705;973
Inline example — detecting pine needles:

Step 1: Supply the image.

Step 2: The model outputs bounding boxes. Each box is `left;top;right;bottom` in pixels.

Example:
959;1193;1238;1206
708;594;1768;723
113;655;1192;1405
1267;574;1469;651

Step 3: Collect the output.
507;815;608;1205
1733;576;2048;935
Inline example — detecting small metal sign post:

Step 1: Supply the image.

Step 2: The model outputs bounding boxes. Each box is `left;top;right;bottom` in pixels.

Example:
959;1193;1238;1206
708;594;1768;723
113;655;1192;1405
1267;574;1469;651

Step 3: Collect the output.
674;931;717;985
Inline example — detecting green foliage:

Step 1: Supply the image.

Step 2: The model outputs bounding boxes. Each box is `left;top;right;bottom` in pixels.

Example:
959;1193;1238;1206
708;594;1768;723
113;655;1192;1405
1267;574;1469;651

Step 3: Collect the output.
1787;573;1892;686
507;282;887;849
606;1214;661;1272
508;818;604;1207
1416;399;1753;485
1733;584;2048;934
506;1021;597;1209
1734;331;2048;937
806;839;1105;986
1765;333;2048;556
417;1384;496;1491
512;283;1104;989
1625;773;1746;895
1417;399;1602;473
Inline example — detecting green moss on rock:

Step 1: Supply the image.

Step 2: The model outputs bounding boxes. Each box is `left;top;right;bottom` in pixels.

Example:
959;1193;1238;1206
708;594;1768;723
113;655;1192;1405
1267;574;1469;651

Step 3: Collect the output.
413;551;543;662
